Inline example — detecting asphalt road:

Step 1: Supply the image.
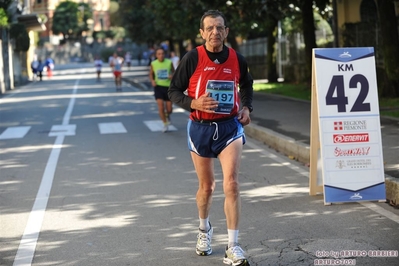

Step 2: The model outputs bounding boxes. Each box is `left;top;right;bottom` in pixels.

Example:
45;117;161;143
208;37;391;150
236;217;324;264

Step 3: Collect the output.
1;63;398;266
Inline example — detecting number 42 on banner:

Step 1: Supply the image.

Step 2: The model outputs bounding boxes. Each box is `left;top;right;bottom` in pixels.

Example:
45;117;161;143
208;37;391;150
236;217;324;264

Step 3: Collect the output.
309;47;386;205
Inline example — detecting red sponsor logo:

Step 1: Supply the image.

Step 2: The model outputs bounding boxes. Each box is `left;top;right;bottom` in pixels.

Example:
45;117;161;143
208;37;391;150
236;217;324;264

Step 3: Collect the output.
334;147;370;157
333;133;369;143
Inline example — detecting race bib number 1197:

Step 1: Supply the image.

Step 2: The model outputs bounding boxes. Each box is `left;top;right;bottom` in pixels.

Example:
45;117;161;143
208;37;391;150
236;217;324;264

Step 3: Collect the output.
206;80;235;114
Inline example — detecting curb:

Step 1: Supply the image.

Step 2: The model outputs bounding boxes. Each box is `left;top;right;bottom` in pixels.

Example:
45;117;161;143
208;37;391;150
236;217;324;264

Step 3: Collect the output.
245;123;399;205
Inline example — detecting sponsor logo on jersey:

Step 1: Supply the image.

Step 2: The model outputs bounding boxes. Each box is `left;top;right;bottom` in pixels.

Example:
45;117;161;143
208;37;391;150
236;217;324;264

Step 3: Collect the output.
223;68;232;74
204;66;216;71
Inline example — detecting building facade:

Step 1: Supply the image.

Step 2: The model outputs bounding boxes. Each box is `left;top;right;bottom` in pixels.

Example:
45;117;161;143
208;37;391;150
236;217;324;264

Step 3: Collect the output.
335;0;399;47
31;0;110;44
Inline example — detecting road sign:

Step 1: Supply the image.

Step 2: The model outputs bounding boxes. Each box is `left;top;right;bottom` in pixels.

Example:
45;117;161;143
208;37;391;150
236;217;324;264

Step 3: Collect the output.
309;47;386;205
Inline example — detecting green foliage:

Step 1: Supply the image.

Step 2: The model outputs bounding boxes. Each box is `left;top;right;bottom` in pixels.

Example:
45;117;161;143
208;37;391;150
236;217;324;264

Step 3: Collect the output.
0;8;8;26
0;0;13;9
119;0;159;44
0;0;14;26
52;0;92;40
38;14;48;24
121;0;256;45
109;1;122;26
93;30;115;39
118;0;333;46
77;2;92;33
314;12;334;47
110;27;125;40
9;23;30;52
92;28;124;41
100;48;114;62
52;0;79;39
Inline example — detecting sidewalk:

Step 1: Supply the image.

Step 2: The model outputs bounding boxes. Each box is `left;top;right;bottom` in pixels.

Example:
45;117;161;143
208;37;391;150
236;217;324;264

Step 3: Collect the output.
122;67;399;206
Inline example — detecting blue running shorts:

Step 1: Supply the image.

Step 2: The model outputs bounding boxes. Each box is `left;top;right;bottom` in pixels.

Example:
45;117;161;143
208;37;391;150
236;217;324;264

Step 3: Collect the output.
187;117;246;158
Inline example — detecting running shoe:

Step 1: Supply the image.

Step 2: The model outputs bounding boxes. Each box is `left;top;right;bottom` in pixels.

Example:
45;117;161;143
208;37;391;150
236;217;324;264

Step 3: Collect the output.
165;112;171;125
223;244;250;266
196;225;213;256
162;123;168;133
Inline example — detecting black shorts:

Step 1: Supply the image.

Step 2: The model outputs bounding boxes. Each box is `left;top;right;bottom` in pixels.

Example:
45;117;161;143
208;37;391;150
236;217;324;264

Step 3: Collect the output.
154;85;170;101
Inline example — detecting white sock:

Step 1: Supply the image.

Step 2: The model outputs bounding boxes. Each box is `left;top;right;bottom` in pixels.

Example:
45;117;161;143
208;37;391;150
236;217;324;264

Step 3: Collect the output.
199;217;210;231
228;229;239;247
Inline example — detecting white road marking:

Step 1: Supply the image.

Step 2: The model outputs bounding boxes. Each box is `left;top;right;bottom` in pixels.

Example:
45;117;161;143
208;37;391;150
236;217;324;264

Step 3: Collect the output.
0;126;31;140
143;120;177;132
13;136;65;266
48;124;76;136
13;79;81;266
360;202;399;224
98;122;127;134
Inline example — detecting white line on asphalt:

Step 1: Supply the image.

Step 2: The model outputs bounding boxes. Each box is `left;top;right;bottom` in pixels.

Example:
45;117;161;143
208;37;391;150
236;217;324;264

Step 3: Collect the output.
12;136;65;266
143;120;178;132
0;126;31;139
245;140;399;225
49;124;77;136
13;79;81;266
359;202;399;224
62;81;78;125
98;122;127;134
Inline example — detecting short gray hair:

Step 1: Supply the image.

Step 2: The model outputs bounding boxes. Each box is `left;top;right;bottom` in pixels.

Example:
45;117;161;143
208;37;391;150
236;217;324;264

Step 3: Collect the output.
200;10;227;30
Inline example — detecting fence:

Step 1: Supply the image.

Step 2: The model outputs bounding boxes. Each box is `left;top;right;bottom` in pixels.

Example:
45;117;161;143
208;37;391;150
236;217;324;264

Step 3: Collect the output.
238;23;391;82
238;33;307;82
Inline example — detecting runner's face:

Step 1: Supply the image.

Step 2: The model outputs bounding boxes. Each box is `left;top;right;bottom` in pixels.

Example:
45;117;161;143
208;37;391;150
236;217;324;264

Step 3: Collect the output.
200;16;229;52
156;49;165;61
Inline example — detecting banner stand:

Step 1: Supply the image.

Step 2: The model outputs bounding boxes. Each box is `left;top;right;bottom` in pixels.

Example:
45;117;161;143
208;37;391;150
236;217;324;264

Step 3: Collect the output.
309;47;386;205
309;58;323;196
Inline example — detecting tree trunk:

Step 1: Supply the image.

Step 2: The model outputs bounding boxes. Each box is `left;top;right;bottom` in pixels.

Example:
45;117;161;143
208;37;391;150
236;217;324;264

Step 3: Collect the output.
266;15;278;82
376;0;399;97
301;0;317;82
1;28;12;91
177;40;185;58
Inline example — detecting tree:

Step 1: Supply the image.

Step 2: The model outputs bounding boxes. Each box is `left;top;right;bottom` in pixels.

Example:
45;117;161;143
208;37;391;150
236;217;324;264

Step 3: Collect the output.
10;23;29;51
0;8;8;26
146;0;200;50
52;0;92;41
229;0;287;82
109;0;123;27
376;0;399;97
119;0;157;45
120;0;258;49
76;2;92;36
285;0;331;82
299;0;317;81
0;0;13;26
265;14;279;82
118;0;332;83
